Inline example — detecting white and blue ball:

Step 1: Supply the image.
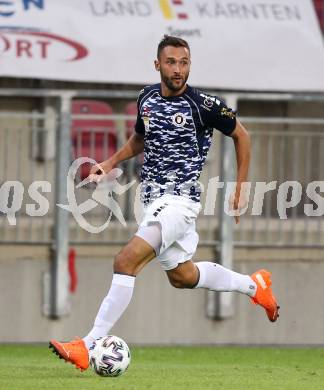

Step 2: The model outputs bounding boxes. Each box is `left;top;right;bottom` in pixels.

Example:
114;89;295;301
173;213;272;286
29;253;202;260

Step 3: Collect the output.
89;335;131;377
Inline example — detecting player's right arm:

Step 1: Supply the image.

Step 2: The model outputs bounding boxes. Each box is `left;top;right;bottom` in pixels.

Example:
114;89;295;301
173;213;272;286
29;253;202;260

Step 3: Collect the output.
89;89;146;182
89;132;144;182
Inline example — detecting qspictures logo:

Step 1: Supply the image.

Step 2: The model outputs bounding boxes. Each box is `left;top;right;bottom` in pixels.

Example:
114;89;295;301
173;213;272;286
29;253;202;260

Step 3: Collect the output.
57;158;136;233
1;158;323;232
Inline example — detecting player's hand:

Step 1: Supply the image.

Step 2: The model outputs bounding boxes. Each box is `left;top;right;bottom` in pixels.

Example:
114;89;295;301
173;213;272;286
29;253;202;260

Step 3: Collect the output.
88;160;114;183
229;187;249;224
88;164;104;183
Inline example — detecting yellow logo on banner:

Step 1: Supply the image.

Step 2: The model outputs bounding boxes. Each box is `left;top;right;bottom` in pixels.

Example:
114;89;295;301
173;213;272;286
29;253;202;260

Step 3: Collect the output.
159;0;188;20
159;0;173;19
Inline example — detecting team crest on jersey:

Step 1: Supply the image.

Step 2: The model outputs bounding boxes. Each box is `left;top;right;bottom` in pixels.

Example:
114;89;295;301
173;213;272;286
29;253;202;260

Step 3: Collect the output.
172;112;186;127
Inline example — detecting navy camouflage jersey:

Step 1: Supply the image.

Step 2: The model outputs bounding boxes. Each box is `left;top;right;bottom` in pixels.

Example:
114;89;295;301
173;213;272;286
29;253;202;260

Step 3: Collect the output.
135;83;236;204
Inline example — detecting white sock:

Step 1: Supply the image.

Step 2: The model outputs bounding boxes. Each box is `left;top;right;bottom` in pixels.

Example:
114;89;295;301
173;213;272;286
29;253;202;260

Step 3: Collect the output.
195;261;256;297
83;273;135;349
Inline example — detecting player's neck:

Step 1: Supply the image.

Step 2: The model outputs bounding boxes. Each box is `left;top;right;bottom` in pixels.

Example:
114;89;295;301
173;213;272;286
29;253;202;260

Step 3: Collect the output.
160;82;187;98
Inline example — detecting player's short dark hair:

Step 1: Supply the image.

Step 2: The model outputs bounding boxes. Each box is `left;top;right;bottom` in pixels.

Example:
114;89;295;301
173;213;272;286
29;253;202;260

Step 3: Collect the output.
157;35;190;59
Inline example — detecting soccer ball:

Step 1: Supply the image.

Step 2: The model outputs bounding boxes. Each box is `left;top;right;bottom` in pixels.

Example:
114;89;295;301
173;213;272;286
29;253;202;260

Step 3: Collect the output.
89;335;131;377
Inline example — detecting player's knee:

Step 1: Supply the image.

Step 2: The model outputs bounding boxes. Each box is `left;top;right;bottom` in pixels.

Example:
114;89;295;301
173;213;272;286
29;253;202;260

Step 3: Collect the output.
169;277;185;289
168;273;197;289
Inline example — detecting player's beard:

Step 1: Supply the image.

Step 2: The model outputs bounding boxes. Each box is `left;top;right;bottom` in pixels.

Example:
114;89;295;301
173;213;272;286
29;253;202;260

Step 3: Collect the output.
160;71;189;93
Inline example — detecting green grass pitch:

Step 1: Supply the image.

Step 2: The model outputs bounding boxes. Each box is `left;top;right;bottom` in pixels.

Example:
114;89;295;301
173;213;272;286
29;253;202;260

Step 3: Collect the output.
1;345;324;389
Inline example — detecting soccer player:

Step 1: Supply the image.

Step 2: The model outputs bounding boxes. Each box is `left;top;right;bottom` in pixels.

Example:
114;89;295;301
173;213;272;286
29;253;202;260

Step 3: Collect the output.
49;35;279;371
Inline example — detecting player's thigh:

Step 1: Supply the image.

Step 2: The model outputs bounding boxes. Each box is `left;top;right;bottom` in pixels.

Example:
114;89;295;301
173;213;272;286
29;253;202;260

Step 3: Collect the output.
166;260;199;288
114;235;156;275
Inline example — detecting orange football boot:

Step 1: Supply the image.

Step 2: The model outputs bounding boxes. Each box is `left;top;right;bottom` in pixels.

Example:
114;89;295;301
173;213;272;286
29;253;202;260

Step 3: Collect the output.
250;269;280;322
49;337;89;371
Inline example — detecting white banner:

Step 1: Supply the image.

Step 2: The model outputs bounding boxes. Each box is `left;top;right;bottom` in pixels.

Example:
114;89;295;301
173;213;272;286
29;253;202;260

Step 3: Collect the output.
1;0;324;91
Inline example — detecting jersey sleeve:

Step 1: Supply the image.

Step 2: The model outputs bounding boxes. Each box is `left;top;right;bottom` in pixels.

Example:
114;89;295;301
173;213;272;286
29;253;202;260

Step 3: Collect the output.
201;96;236;136
134;89;145;135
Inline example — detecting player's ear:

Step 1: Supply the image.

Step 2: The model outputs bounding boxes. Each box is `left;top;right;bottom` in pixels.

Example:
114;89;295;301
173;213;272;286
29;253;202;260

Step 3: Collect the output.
154;59;160;71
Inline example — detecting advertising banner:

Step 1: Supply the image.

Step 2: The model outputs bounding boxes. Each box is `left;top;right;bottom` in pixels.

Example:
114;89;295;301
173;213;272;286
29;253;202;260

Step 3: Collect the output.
1;0;324;91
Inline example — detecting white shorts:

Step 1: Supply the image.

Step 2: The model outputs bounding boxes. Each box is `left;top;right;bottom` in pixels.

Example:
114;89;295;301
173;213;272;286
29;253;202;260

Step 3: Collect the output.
136;195;201;271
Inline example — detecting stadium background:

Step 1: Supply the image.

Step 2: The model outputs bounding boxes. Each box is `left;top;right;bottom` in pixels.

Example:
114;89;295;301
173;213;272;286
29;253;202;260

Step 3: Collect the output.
0;0;324;346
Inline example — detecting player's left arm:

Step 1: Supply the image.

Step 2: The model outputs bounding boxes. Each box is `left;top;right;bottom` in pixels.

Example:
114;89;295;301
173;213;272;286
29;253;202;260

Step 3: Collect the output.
197;92;250;223
229;119;251;224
